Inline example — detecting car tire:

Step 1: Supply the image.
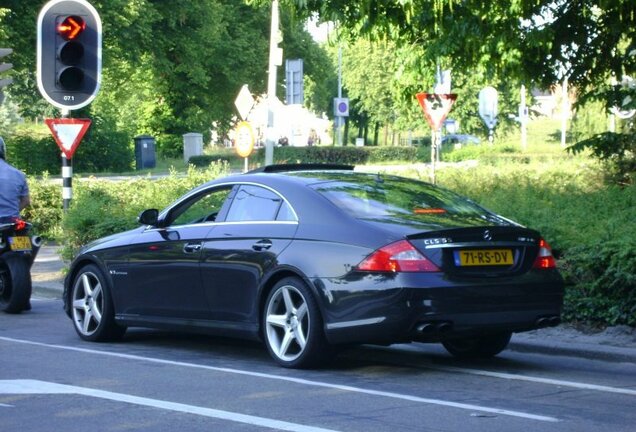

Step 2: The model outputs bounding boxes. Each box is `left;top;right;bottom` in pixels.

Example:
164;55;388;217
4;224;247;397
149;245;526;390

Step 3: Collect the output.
0;253;32;314
71;264;126;342
263;276;332;368
442;332;512;359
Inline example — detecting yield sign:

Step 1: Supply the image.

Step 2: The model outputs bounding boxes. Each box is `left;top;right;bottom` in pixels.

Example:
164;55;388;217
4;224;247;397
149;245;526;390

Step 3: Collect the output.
416;93;457;130
45;118;91;159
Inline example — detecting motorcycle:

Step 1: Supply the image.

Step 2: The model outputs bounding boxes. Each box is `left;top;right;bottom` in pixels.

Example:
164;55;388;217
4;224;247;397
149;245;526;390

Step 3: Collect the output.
0;218;42;313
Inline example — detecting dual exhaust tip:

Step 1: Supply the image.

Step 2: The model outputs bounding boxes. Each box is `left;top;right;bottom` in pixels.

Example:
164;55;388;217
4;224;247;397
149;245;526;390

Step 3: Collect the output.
416;315;561;335
416;321;453;334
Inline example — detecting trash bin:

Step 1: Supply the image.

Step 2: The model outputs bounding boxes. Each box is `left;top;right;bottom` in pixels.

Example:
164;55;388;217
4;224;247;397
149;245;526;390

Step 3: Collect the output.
134;135;156;170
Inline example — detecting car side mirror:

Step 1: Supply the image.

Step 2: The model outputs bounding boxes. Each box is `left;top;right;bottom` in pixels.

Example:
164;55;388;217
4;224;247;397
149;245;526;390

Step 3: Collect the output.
138;209;159;226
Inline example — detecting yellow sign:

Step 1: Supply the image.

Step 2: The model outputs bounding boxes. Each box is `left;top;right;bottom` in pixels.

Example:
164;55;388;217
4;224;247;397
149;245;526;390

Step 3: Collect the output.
235;121;255;158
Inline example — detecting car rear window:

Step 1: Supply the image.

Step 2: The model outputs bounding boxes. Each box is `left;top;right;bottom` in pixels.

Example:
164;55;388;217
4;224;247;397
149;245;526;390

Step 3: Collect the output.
309;174;488;221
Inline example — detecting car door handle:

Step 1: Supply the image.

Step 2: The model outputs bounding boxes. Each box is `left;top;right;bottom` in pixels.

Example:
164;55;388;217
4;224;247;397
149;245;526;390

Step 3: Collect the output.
183;242;202;253
252;240;272;251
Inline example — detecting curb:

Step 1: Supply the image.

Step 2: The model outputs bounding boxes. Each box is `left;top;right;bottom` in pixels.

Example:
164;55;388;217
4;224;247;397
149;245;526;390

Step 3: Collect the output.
32;283;63;299
509;338;636;364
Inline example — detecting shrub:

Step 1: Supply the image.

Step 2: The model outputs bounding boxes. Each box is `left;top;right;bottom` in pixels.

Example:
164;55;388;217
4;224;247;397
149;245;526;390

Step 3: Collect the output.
24;173;63;240
561;240;636;326
6;132;60;175
191;145;422;168
6;117;134;174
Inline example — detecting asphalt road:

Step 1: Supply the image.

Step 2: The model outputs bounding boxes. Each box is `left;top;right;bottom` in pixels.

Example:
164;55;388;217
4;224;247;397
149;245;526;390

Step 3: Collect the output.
2;296;635;432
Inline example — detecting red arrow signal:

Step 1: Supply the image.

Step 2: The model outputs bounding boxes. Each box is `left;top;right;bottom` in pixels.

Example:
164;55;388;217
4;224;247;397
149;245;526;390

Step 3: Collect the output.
45;118;91;159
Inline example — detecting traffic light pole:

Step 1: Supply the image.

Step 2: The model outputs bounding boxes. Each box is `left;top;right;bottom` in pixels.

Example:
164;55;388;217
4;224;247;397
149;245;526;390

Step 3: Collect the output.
60;108;72;211
37;0;101;211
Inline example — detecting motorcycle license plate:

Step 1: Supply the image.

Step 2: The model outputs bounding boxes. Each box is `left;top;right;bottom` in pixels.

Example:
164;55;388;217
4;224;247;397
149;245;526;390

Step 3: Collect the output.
9;236;32;251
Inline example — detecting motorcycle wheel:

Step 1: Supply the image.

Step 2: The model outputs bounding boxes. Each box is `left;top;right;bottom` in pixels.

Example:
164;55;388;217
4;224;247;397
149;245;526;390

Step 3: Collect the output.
0;253;32;314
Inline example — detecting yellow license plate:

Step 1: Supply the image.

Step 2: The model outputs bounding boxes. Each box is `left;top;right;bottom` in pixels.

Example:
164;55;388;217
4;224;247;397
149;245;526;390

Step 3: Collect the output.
10;236;32;251
456;249;514;266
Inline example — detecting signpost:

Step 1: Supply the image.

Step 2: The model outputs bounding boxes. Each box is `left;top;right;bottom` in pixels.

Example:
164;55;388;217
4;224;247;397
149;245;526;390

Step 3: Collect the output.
416;92;457;184
44;118;91;210
234;121;255;172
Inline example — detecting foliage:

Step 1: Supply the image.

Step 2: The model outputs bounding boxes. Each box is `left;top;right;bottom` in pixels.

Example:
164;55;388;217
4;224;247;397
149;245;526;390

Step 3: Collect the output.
0;1;340;160
5;130;60;175
5;119;132;174
23;173;63;240
190;145;421;167
568;131;636;185
561;240;636;326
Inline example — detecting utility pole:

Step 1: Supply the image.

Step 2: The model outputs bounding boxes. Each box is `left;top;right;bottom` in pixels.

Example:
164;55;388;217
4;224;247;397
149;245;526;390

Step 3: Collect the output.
561;77;568;148
265;0;282;166
337;46;343;146
520;85;528;151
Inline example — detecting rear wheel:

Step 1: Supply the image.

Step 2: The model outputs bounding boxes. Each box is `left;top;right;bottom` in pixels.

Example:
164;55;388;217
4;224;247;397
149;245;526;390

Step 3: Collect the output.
442;332;512;359
0;253;32;314
263;277;332;368
71;264;126;341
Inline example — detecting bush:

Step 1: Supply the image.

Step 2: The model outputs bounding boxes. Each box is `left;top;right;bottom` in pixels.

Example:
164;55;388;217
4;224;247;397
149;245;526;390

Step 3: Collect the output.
6;117;134;174
24;173;63;240
6;132;60;176
190;145;422;168
561;240;636;326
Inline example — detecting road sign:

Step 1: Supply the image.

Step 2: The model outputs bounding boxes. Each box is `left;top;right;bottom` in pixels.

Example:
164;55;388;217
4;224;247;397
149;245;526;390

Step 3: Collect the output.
416;93;457;130
234;121;255;158
478;87;498;129
234;85;255;121
45;118;91;159
334;97;349;117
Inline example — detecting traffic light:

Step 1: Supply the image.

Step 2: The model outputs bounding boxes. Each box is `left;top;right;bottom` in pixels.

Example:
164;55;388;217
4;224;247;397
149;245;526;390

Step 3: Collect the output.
37;0;101;111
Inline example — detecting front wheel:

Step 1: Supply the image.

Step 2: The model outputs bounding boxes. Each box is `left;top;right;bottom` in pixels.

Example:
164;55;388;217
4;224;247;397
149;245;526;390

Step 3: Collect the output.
442;332;512;359
71;264;126;342
263;277;332;368
0;253;32;314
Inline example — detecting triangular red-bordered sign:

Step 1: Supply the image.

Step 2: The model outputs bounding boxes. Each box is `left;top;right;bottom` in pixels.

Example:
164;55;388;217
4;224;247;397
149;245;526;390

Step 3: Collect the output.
45;118;92;159
416;93;457;130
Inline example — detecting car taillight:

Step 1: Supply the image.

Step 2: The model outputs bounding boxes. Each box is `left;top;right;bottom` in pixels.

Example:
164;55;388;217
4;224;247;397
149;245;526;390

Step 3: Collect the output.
533;238;556;269
357;240;440;272
13;218;27;231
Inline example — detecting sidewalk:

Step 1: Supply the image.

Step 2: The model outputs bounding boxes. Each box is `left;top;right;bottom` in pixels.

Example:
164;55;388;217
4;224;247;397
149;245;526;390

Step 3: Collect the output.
30;244;636;363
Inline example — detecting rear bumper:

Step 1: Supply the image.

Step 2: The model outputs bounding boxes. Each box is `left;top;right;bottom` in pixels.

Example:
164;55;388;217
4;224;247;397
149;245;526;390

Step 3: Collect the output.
315;270;564;345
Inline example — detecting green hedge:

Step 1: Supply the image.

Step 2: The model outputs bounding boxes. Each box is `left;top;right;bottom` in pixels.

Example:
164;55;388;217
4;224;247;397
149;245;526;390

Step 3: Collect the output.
6;117;133;175
190;145;424;168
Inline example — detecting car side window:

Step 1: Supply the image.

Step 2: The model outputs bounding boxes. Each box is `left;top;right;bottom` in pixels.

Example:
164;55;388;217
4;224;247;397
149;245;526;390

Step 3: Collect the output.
225;185;286;222
168;186;234;226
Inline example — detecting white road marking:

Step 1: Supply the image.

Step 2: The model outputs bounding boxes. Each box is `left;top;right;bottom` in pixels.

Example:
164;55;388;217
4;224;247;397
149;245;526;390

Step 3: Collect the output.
0;336;558;422
0;379;339;432
429;364;636;396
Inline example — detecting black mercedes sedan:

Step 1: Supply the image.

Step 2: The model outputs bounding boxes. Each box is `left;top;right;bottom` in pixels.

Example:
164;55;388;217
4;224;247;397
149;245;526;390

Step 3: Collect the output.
63;164;563;368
